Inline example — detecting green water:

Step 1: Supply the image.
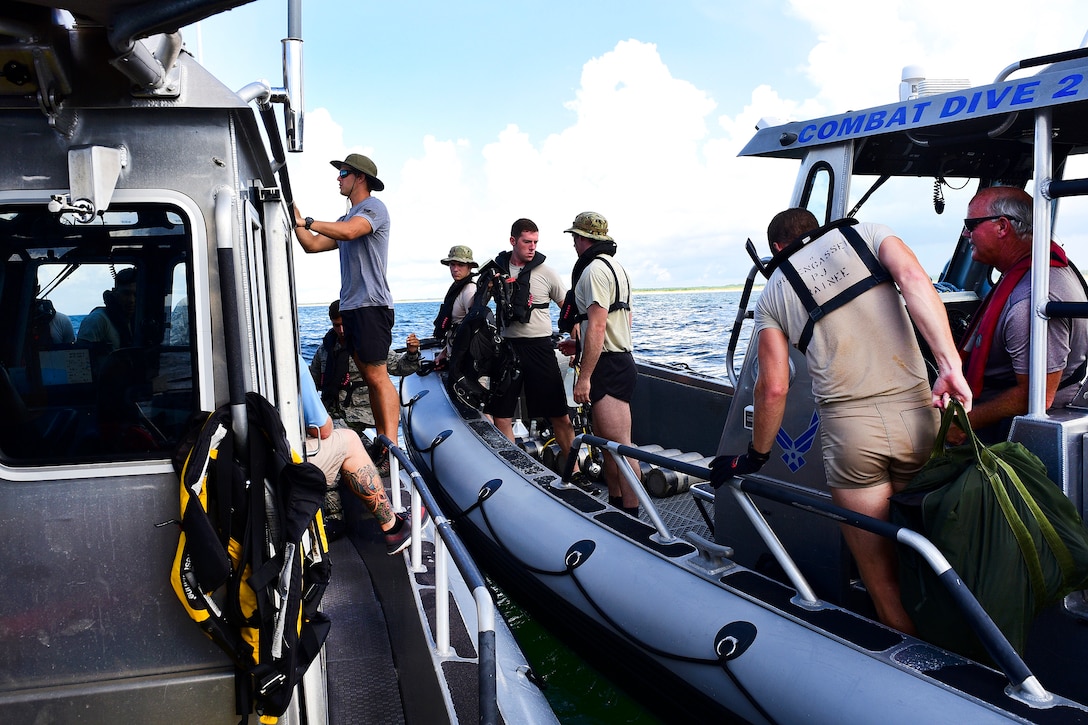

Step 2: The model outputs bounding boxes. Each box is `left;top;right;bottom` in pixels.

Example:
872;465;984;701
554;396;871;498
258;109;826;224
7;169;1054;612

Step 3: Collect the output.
494;588;663;724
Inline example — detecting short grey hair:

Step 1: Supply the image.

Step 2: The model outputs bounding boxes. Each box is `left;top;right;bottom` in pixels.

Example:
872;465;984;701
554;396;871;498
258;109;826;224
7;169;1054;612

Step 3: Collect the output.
986;190;1032;238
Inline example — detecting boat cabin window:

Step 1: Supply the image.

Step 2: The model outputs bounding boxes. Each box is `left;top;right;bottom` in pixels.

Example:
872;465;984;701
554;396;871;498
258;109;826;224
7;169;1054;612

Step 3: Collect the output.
0;204;198;466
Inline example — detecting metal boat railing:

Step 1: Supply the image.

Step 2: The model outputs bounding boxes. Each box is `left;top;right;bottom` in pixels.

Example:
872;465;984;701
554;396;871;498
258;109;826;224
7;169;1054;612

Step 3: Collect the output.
565;433;1053;706
725;255;765;389
378;434;499;725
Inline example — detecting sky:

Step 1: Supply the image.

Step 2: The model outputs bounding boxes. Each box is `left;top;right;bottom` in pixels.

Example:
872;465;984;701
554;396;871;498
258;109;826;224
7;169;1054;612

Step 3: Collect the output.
187;1;1088;304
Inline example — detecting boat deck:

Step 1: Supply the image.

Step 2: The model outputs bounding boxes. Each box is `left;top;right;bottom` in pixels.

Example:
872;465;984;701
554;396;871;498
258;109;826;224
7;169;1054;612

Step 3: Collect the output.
323;532;406;725
320;471;488;725
545;466;715;543
647;484;714;540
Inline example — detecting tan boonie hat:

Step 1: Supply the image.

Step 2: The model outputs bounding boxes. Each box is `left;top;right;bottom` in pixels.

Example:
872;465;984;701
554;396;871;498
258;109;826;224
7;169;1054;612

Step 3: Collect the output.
441;245;478;267
564;211;613;242
329;153;385;191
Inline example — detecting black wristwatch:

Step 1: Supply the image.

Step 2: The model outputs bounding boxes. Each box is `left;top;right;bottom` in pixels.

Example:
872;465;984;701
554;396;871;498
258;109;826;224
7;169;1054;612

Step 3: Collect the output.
304;216;314;231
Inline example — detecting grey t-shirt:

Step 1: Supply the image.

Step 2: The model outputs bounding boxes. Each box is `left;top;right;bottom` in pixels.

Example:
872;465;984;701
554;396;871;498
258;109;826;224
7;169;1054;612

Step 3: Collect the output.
338;196;393;310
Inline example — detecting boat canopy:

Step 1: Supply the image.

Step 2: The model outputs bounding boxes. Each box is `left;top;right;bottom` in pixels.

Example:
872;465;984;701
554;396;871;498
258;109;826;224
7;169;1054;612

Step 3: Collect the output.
8;0;258;36
739;48;1088;182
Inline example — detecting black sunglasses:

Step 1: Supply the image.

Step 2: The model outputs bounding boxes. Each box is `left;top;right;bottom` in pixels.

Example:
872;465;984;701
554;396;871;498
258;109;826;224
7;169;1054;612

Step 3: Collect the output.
963;215;1019;232
338;169;356;178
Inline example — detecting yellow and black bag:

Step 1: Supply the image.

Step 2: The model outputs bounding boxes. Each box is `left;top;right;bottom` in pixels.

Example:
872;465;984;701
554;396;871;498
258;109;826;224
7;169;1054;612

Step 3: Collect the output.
169;392;331;723
891;400;1088;660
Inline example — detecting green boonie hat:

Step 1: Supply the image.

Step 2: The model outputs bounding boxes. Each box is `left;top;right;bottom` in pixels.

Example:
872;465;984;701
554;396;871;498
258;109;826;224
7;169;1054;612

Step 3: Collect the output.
564;211;613;242
329;153;385;191
441;245;478;267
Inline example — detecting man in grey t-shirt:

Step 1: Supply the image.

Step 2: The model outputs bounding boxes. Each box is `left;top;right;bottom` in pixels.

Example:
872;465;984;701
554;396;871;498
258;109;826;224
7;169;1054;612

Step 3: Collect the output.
292;153;400;459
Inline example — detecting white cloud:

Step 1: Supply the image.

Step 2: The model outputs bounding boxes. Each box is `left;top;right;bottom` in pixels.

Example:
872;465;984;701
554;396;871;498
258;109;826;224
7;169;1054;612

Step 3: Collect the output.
288;6;1088;305
788;0;1088;112
293;38;742;302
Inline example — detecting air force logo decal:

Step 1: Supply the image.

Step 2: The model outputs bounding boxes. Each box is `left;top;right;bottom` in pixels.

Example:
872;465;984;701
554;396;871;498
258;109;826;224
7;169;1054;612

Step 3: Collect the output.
775;411;820;472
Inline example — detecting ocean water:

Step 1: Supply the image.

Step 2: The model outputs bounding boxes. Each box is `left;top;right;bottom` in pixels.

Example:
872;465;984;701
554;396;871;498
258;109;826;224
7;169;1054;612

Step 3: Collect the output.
299;289;751;382
299;290;748;724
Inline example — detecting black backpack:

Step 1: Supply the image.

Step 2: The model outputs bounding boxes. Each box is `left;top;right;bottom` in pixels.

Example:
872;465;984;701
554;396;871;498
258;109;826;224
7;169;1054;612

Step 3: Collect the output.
446;266;521;409
168;392;331;723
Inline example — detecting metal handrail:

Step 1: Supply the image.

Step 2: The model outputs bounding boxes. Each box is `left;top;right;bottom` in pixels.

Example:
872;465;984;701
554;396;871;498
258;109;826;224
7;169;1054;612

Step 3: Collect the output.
378;435;499;725
564;433;674;541
566;434;1052;705
725;260;763;388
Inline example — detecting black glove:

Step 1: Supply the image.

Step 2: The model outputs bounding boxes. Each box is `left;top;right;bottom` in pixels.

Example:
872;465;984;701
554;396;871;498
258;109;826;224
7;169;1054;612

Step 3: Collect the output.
708;442;771;489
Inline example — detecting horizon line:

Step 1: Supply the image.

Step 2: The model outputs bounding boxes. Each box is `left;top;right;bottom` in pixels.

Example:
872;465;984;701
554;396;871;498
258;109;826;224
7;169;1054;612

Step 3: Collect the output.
299;283;760;307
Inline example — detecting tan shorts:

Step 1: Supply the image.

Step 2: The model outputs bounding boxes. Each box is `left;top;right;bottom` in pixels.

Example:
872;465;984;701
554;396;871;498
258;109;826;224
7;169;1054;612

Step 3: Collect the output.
304;428;351;487
819;396;938;489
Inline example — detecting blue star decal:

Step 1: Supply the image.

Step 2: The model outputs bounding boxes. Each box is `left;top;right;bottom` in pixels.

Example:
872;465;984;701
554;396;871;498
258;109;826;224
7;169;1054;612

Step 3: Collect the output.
774;410;820;472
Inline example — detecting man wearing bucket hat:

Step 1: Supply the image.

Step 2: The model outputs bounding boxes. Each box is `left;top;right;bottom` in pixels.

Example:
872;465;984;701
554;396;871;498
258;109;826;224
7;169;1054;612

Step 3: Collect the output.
433;245;478;368
557;212;639;516
292;152;400;463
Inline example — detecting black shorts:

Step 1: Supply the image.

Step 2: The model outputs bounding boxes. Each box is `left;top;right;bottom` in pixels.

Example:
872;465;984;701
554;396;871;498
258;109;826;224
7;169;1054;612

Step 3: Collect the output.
489;337;570;419
589;351;636;403
341;306;394;364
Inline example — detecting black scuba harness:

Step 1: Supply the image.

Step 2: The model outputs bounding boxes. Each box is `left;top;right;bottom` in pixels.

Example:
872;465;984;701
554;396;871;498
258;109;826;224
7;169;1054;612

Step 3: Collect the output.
557;242;631;334
317;329;352;403
768;218;892;355
488;251;549;325
432;274;476;339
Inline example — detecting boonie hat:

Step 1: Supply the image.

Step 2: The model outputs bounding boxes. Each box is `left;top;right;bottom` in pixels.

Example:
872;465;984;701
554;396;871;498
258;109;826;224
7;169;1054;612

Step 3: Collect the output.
441;245;478;267
329;153;385;191
564;211;613;242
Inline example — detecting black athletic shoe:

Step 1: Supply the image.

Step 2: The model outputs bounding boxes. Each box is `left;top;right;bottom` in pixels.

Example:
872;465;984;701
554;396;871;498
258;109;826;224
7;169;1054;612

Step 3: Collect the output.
384;515;411;555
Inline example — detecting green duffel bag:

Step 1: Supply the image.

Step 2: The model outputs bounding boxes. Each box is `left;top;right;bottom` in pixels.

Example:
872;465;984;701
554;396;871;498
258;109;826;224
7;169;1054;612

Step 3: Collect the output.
890;400;1088;661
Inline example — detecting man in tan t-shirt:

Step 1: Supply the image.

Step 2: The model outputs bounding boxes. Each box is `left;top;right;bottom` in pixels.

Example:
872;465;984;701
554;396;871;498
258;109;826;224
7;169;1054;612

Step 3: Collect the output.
559;212;638;515
710;208;972;633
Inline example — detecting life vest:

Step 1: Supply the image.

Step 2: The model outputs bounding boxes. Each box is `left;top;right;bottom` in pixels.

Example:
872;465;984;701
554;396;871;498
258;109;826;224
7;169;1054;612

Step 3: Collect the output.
487;251;549;325
557;241;631;334
168;392;331;724
446;267;521;410
432;274;476;340
318;328;352;404
961;244;1088;397
769;218;892;355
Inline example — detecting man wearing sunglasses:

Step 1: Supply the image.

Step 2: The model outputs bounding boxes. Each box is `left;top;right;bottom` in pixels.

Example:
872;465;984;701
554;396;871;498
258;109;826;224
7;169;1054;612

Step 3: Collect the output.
292;153;400;467
955;186;1088;443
